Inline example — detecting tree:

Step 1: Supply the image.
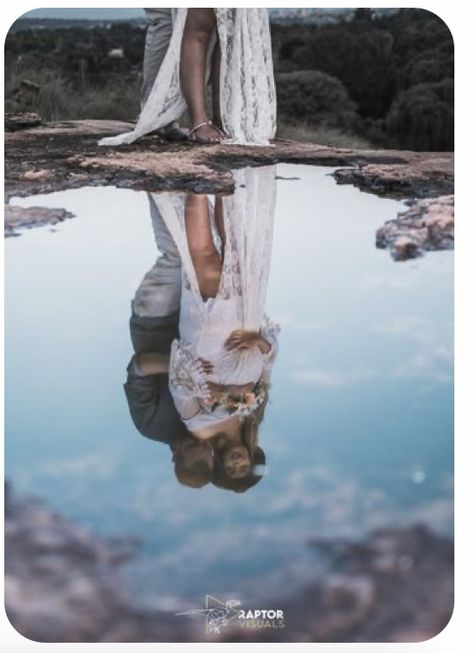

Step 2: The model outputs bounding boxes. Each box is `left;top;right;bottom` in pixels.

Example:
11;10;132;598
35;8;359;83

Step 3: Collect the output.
353;8;374;22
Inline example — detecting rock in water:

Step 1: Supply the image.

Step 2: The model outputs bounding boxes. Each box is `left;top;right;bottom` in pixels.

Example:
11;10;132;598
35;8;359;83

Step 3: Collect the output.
4;484;193;642
376;195;454;260
4;205;75;237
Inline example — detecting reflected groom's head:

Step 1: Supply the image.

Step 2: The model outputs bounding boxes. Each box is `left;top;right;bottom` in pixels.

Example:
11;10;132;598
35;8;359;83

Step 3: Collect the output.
173;437;214;488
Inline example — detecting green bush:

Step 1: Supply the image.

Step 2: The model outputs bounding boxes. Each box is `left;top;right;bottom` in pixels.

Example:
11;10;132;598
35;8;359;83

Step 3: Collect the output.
385;79;453;150
398;46;453;89
280;25;397;119
276;70;360;131
5;63;140;122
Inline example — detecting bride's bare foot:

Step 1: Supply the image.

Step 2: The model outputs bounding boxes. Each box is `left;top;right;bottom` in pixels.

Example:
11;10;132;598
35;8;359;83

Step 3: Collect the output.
211;120;228;139
189;120;224;144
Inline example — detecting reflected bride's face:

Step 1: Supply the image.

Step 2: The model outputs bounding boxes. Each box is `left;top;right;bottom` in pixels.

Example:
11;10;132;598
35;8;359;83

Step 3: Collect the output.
222;444;251;479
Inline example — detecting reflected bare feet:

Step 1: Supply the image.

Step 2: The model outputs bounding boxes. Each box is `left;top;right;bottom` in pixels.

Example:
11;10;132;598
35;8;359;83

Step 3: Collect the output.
198;358;214;375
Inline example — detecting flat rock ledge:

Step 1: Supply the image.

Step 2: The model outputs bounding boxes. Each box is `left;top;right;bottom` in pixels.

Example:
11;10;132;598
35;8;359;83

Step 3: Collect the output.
5;484;453;643
376;194;454;260
5;117;453;201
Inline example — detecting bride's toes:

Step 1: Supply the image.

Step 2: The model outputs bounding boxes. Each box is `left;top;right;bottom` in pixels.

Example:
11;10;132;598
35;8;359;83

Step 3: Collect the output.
190;122;224;144
199;358;214;373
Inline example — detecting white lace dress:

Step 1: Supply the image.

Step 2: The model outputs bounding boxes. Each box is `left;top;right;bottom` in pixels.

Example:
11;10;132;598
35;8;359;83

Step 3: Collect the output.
152;165;280;431
98;8;277;147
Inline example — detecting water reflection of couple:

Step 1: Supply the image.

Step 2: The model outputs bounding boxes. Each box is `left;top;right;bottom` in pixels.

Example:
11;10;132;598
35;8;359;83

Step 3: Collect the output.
124;166;279;492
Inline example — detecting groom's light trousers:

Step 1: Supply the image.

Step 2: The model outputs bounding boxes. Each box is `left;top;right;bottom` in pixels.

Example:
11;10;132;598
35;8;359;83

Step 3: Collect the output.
141;8;173;109
132;192;181;319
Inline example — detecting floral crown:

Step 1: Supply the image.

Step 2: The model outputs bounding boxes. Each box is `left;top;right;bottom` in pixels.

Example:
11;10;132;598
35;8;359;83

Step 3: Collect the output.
205;381;266;417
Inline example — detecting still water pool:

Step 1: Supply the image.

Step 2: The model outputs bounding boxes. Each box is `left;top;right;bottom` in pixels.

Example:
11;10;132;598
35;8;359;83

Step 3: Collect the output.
5;163;453;608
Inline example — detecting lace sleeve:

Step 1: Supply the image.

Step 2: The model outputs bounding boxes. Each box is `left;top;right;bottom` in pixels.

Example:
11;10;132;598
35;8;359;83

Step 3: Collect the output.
169;339;212;402
260;314;281;364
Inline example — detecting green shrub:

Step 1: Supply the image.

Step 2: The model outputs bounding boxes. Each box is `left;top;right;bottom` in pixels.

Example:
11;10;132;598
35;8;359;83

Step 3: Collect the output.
398;46;454;89
276;70;360;131
5;58;141;122
385;79;453;150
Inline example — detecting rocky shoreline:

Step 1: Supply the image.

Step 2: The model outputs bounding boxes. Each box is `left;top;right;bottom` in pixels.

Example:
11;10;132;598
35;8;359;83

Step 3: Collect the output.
4;114;454;257
5;485;453;643
5;115;453;200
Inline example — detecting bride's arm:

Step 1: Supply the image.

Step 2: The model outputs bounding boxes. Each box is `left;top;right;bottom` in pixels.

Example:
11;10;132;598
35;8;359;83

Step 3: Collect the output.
260;315;281;382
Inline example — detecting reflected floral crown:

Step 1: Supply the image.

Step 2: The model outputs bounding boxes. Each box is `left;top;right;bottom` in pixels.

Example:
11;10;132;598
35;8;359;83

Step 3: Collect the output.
205;381;266;417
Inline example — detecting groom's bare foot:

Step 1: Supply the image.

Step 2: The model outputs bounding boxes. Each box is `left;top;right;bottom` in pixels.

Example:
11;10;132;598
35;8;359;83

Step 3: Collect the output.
158;124;190;142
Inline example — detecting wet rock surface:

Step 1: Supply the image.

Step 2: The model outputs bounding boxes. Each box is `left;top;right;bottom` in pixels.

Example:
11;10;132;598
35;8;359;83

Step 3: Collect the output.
5;205;75;237
376;194;454;260
5;485;453;643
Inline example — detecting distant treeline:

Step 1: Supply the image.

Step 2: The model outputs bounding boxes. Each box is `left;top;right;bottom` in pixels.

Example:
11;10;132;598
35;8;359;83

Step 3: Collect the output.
272;8;453;151
5;8;453;151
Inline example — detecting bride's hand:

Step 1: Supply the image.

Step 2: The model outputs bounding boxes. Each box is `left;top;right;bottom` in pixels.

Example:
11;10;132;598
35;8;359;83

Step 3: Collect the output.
225;330;261;351
198;358;214;374
207;381;226;394
204;381;227;404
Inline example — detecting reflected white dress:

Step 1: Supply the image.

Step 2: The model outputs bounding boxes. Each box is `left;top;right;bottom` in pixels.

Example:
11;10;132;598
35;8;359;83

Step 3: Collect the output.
98;8;277;147
152;165;280;431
